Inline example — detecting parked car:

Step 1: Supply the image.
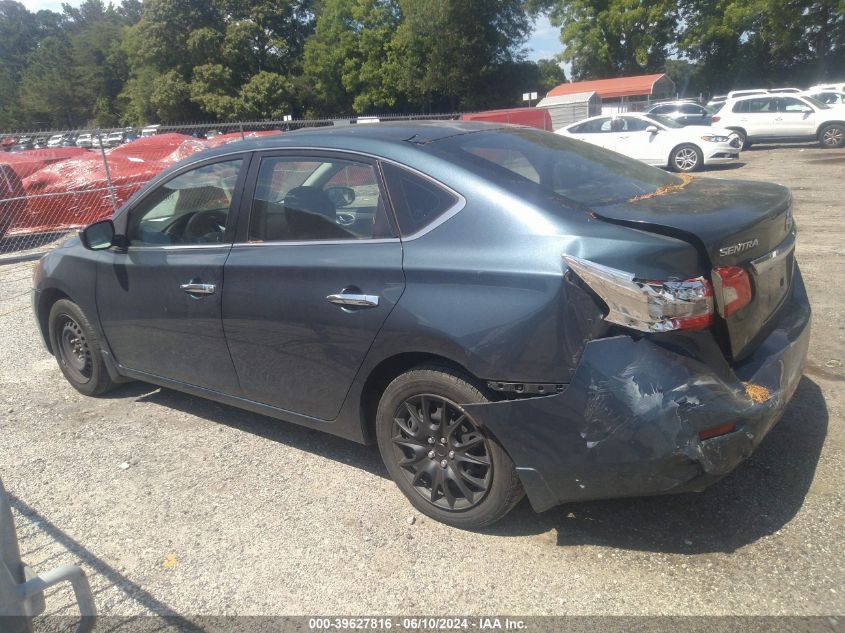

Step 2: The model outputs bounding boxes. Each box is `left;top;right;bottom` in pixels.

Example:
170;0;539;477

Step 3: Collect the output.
105;131;126;147
33;136;48;149
47;133;75;148
76;133;93;148
31;122;810;528
141;124;161;137
644;101;713;126
91;134;106;149
10;142;33;152
558;112;740;172
805;90;845;106
712;93;845;148
809;82;845;93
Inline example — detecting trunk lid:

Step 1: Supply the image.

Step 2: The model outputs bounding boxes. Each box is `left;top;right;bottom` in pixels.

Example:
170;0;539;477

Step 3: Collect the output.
591;177;795;360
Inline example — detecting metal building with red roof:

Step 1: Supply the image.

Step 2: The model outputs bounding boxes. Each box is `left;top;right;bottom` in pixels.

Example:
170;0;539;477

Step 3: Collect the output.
547;73;675;100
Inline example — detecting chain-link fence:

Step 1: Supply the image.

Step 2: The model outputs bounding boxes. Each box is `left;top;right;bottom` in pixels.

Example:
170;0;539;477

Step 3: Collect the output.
0;113;461;262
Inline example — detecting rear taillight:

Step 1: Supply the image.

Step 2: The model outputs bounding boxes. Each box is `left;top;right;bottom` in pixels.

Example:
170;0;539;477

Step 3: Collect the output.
564;255;714;333
712;266;752;316
712;115;721;122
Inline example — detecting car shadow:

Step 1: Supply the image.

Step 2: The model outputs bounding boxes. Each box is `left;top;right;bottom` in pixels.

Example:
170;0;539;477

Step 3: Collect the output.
702;162;746;172
485;377;828;554
115;382;389;479
107;376;826;554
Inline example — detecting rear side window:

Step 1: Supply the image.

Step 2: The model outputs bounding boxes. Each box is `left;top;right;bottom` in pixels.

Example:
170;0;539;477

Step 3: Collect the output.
381;163;458;236
248;156;392;242
680;104;704;114
427;127;681;207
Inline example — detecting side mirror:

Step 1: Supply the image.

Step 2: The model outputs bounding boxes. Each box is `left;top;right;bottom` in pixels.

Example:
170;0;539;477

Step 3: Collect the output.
646;125;659;134
803;107;814;114
79;219;115;250
325;186;356;208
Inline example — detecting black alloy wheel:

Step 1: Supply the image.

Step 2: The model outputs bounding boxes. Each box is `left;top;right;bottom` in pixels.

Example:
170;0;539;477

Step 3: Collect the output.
391;394;492;511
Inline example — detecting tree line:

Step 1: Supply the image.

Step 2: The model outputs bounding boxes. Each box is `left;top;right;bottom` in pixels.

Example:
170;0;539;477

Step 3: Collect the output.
1;0;842;131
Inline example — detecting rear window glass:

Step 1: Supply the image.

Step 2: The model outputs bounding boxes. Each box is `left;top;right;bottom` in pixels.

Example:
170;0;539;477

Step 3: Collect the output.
382;163;458;236
427;128;680;207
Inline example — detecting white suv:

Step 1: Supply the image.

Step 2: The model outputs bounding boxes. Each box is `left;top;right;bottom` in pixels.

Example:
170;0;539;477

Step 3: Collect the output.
713;94;845;149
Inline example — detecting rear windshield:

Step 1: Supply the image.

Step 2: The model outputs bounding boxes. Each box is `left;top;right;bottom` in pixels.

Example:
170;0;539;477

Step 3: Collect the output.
427;128;680;207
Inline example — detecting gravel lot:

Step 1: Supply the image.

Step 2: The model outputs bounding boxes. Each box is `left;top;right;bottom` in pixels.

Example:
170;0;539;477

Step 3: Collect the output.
0;144;843;622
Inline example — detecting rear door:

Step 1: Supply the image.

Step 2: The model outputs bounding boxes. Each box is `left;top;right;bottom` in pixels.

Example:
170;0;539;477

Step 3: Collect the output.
566;117;615;150
740;97;779;137
222;151;404;420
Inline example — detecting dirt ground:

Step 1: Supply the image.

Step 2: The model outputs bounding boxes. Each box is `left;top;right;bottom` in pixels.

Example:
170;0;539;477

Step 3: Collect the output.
0;143;843;623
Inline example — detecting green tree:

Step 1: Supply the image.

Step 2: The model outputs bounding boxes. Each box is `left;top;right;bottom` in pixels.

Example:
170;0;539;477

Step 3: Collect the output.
0;1;40;128
529;0;679;79
303;0;401;115
678;0;845;93
535;58;566;93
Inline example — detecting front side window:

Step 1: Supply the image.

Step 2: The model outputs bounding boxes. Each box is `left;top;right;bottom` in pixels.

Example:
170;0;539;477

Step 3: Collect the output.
614;116;653;132
779;97;812;113
248;156;391;242
127;159;242;246
570;117;612;133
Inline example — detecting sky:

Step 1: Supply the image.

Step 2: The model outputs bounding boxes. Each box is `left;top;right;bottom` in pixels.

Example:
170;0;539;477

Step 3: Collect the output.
18;1;565;66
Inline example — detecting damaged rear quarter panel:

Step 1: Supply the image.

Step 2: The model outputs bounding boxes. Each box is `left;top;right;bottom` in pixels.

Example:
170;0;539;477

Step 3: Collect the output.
462;271;810;512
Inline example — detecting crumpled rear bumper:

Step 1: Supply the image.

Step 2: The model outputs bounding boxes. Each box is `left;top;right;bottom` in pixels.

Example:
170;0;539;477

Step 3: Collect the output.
464;268;811;513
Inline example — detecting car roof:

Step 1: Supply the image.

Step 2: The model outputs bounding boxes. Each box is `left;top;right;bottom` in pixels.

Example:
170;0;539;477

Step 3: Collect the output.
186;121;509;162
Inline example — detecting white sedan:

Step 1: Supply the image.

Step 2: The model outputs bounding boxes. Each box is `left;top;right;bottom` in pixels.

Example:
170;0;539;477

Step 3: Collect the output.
557;112;741;172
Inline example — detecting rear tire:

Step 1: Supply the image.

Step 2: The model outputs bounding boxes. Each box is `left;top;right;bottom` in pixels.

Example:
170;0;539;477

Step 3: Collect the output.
670;144;703;172
375;366;524;529
819;123;845;148
48;299;118;396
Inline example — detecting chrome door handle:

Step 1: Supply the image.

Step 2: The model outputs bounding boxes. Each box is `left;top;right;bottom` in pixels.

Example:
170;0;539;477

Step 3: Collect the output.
326;293;379;308
180;282;216;295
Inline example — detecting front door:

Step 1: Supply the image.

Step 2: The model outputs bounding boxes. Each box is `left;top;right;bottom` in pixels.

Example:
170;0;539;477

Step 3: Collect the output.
96;157;247;393
612;116;665;164
775;97;818;137
222;152;405;420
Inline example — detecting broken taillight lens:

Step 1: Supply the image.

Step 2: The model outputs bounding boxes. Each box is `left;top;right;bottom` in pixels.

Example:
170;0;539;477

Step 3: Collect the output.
712;266;752;317
564;255;714;333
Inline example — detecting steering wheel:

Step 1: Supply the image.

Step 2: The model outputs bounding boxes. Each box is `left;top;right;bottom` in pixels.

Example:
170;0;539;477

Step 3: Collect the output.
183;209;228;243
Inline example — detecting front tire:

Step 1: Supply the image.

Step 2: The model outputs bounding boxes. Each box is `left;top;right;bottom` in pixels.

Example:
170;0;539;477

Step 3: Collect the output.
819;123;845;148
48;299;118;396
671;144;703;172
376;367;524;529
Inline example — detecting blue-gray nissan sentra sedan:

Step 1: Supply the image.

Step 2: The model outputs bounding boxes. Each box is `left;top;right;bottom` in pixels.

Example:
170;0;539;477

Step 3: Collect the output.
31;122;810;528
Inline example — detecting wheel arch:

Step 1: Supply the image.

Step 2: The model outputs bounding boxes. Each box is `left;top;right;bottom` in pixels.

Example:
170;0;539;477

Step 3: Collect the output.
358;351;487;444
36;287;72;354
817;121;845;137
669;142;703;171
